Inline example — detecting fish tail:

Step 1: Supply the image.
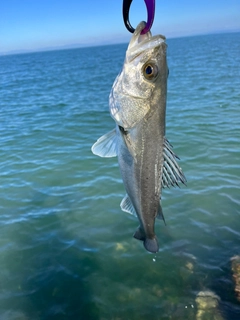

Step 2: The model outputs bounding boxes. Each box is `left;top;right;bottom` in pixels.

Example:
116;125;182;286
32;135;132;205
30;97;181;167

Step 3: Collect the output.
133;227;159;253
143;237;159;253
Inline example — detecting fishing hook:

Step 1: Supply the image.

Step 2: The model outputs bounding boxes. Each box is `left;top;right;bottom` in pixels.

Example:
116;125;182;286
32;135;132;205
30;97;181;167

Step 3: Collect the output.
122;0;155;34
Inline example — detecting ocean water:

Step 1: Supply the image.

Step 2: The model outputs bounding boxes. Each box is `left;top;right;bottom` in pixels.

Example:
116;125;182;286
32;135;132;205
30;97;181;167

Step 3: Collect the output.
0;31;240;320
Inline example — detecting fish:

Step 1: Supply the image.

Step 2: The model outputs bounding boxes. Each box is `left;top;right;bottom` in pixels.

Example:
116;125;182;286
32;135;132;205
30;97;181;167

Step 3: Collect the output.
91;21;186;253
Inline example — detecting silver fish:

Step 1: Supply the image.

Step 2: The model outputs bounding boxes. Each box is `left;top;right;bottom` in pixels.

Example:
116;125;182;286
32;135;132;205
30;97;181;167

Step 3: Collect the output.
91;21;186;253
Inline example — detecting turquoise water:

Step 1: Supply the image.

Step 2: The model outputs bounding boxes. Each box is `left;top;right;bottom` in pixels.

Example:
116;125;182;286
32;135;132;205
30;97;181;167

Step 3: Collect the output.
0;32;240;319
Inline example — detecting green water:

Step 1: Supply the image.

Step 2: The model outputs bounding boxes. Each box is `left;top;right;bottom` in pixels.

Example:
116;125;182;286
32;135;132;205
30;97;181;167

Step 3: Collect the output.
0;32;240;319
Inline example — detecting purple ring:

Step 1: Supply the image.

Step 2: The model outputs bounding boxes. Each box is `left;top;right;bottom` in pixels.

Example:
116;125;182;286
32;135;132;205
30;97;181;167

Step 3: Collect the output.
141;0;155;34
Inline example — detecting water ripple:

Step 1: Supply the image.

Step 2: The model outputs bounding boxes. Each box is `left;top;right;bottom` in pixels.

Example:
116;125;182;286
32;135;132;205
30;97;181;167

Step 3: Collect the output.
0;33;240;319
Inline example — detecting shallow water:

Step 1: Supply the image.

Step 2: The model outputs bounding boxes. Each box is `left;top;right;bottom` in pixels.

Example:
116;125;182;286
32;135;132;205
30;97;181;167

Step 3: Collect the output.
0;32;240;319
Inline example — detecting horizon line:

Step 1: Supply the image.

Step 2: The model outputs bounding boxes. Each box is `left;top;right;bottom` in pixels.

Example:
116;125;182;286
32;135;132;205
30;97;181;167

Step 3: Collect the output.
1;28;240;57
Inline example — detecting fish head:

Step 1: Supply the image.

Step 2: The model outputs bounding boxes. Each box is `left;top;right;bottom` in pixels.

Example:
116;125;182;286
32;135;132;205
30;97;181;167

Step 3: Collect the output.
110;21;168;129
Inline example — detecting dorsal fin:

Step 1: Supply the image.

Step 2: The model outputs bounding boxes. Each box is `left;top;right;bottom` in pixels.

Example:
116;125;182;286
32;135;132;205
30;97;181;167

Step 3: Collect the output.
162;138;187;188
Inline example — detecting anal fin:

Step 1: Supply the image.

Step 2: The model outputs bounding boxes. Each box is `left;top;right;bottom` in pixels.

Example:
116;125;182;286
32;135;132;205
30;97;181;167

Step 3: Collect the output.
156;203;166;226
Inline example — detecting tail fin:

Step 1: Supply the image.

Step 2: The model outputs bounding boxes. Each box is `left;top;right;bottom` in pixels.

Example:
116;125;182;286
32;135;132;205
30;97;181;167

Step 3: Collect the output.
133;227;159;253
144;237;159;253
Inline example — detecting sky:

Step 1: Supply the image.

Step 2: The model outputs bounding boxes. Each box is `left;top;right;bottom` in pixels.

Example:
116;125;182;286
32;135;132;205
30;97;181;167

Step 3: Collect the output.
1;0;240;54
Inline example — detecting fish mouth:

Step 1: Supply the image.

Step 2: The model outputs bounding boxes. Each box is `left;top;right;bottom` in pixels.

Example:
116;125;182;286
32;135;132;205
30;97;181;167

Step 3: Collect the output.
127;21;166;61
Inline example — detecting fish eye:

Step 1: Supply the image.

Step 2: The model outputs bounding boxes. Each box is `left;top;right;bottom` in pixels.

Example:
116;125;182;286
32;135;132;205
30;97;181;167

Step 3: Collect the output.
142;63;158;80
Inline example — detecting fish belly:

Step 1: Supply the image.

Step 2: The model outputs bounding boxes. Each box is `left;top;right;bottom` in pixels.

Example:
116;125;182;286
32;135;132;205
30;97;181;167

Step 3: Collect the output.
118;112;165;252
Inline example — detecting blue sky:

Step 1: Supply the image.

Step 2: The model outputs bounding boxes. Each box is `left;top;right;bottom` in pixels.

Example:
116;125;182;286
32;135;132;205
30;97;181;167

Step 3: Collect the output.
1;0;240;54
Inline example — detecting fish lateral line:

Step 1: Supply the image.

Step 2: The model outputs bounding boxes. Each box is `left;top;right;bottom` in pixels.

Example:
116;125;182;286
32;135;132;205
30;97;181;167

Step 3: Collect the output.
92;129;186;188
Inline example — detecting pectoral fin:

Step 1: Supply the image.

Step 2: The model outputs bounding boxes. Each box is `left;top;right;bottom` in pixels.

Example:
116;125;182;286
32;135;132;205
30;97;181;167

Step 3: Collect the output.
162;138;187;188
91;129;118;157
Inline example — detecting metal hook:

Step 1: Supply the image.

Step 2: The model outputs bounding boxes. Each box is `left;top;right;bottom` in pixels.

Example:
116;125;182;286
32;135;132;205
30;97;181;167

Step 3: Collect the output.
122;0;155;34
